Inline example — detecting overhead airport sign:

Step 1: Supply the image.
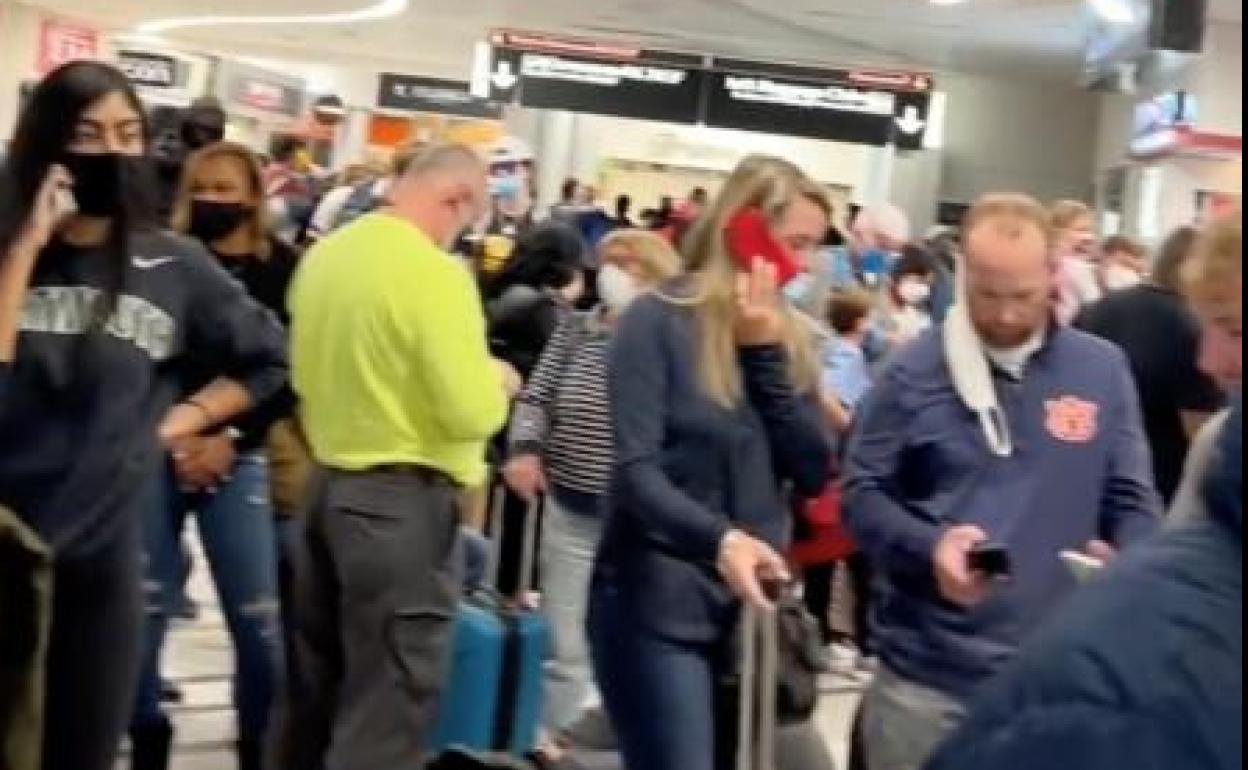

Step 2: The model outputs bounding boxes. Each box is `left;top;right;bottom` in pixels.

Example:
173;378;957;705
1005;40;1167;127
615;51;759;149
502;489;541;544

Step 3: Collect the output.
377;73;502;119
486;30;706;124
703;59;933;148
117;50;179;89
480;30;934;147
216;59;305;121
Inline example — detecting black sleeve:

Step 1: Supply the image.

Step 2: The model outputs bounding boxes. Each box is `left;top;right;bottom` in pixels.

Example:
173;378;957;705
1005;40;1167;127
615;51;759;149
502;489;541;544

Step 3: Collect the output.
740;345;832;497
1172;308;1226;413
0;362;10;413
181;244;288;407
268;239;302;327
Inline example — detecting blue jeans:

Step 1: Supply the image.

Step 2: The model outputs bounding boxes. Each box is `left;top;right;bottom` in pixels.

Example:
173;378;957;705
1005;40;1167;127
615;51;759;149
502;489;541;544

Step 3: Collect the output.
588;580;732;770
132;453;282;741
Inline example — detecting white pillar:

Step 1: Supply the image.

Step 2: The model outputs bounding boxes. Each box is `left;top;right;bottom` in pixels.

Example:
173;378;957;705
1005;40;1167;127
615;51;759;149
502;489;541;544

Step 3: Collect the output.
534;109;577;210
861;141;897;205
332;107;370;169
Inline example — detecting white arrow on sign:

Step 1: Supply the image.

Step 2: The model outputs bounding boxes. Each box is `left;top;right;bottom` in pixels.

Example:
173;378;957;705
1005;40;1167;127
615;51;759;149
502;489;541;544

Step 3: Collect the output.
895;105;926;136
492;60;518;91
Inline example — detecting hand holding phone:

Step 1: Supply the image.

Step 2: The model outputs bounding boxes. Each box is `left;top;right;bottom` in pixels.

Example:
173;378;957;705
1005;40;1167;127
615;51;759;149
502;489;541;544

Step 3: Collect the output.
22;164;75;250
725;208;801;288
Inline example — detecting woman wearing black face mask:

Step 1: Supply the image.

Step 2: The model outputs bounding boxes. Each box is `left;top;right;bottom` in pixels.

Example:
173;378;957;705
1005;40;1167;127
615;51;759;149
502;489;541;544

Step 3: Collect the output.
174;141;300;322
124;142;299;770
0;62;287;770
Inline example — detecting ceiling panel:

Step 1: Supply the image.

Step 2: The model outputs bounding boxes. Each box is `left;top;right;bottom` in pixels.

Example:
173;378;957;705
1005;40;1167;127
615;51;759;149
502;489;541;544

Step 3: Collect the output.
24;0;1242;83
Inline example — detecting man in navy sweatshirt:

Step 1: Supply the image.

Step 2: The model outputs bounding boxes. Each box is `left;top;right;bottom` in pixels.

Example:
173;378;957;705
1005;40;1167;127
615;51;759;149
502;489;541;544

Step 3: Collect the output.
843;194;1161;770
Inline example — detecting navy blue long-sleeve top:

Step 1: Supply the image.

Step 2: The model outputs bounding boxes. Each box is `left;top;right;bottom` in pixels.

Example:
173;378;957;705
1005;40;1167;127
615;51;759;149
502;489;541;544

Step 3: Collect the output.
844;324;1161;699
594;287;832;643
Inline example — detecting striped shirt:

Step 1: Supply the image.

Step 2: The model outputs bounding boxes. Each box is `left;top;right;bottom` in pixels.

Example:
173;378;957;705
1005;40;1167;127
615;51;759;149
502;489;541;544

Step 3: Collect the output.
508;310;613;501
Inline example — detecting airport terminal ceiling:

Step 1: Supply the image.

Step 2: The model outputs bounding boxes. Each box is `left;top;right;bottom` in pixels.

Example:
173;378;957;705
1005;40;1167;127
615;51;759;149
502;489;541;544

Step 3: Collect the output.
24;0;1245;84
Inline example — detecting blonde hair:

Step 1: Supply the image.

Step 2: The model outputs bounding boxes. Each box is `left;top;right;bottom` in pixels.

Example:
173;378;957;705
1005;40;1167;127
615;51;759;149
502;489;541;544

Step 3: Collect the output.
598;228;682;286
1184;215;1243;311
676;155;830;407
171;142;272;260
1049;199;1093;232
964;193;1054;252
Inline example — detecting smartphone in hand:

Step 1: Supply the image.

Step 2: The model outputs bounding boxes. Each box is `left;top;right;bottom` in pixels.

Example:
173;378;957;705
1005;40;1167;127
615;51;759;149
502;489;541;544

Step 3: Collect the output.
725;208;801;287
1060;550;1105;583
969;542;1012;580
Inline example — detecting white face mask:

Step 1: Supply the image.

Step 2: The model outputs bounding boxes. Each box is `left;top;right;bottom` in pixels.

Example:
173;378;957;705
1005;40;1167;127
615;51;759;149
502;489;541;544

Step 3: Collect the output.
1104;264;1143;291
597;263;640;311
898;279;931;306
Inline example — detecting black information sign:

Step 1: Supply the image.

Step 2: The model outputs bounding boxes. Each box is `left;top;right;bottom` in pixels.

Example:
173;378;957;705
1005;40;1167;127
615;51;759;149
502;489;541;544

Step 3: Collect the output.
118;50;180;89
703;59;932;149
487;32;705;124
377;73;503;119
483;31;935;147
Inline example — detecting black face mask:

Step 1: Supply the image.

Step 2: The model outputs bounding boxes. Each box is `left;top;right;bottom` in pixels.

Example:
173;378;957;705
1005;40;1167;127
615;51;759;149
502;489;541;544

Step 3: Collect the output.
61;151;135;217
190;200;252;244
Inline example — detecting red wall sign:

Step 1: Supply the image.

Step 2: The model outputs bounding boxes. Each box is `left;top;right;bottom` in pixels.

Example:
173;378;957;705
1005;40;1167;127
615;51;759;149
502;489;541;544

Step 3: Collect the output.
37;19;100;76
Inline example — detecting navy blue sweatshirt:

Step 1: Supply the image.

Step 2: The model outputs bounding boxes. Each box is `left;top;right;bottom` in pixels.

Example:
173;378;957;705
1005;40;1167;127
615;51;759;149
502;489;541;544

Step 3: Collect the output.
925;397;1241;770
0;230;288;558
844;325;1161;699
594;289;832;643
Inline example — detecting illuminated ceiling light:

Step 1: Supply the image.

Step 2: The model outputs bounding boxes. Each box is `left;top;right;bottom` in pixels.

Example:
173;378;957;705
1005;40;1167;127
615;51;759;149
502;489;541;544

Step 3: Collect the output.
136;0;409;34
929;0;970;6
1087;0;1136;24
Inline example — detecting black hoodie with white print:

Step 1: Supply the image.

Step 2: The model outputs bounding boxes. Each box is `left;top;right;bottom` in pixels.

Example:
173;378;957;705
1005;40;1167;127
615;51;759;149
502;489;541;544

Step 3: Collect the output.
0;229;287;557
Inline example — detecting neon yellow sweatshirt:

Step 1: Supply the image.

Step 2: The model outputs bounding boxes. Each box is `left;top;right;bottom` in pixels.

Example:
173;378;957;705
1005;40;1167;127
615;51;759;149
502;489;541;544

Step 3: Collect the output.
289;212;506;487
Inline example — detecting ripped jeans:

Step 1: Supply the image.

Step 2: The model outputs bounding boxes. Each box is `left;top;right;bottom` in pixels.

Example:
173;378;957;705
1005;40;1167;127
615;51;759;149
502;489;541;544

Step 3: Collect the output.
132;453;282;742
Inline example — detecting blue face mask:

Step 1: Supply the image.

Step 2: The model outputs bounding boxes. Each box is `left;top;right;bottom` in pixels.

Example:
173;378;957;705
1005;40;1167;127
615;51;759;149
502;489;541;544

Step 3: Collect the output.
490;174;523;200
783;271;817;309
859;248;893;280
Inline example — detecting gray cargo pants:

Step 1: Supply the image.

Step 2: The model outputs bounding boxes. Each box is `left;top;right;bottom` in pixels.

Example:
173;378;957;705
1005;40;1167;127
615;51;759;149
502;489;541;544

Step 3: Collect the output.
272;467;462;770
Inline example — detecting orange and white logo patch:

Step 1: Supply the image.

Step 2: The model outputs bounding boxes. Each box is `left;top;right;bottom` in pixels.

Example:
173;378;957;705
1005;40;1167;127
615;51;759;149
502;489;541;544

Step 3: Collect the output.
1046;397;1100;444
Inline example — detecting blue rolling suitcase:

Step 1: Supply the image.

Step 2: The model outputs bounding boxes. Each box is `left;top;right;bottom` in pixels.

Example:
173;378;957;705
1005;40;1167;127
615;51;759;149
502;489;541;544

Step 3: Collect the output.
430;491;549;757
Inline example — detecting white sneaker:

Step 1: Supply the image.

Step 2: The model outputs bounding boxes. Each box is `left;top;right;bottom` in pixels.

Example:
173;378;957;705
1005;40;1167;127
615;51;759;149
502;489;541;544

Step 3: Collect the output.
853;654;880;683
824;642;860;675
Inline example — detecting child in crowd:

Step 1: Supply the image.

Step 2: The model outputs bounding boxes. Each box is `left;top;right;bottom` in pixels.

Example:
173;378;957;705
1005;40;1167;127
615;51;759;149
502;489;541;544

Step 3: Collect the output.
823;288;877;412
801;289;877;672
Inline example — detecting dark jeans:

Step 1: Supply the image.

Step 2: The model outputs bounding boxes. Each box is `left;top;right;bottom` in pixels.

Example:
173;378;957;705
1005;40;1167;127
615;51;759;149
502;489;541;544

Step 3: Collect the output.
132;453;282;741
42;520;144;770
274;468;462;770
588;581;734;770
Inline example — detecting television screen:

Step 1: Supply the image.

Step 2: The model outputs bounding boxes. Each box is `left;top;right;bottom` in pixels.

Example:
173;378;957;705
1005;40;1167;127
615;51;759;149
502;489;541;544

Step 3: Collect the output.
1133;91;1198;137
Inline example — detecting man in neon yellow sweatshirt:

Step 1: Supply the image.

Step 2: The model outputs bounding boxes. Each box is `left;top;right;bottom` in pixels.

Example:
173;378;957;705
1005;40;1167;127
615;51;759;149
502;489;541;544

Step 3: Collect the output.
278;144;517;770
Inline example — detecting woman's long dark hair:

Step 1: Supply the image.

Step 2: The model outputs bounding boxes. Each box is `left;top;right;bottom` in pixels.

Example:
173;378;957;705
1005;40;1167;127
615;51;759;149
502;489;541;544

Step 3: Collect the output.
0;62;156;392
484;222;584;301
0;61;155;292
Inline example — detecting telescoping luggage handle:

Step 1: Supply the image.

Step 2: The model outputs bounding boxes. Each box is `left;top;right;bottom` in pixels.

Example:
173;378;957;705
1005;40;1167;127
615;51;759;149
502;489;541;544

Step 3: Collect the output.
485;486;541;600
738;602;779;770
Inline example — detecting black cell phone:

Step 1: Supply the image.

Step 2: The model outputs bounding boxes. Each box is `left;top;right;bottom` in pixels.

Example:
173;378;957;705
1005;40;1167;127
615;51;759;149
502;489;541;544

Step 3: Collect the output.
969;543;1012;579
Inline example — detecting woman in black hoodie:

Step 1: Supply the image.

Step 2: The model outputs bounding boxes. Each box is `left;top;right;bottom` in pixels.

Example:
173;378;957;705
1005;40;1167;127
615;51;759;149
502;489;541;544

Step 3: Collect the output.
484;221;586;379
0;62;287;770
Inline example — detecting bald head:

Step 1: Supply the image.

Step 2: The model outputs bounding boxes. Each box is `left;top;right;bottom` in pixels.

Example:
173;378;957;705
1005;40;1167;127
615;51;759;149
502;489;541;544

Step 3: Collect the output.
962;194;1054;348
389;143;488;249
853;204;911;251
